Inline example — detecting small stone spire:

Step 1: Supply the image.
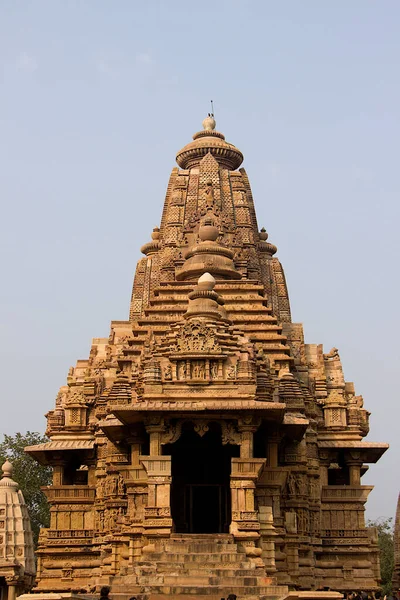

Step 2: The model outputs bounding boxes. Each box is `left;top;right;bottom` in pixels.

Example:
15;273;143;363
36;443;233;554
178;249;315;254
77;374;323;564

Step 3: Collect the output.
258;228;277;256
176;211;241;281
141;226;161;256
1;459;13;479
0;460;36;590
185;273;226;321
0;460;18;491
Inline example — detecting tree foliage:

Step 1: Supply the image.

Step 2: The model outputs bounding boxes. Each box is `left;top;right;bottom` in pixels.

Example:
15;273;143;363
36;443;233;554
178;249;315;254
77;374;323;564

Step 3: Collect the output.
368;517;394;595
0;431;52;547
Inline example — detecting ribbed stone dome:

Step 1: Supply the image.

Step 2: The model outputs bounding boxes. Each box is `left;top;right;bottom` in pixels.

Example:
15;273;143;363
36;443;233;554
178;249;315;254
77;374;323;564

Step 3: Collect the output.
176;118;243;170
0;461;36;585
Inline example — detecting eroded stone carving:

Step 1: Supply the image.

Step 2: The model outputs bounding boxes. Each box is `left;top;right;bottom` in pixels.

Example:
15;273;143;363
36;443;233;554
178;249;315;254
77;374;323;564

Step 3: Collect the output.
26;115;387;597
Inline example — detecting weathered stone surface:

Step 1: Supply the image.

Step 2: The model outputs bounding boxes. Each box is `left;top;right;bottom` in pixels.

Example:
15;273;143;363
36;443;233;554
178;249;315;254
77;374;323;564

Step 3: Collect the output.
0;461;35;599
25;117;387;596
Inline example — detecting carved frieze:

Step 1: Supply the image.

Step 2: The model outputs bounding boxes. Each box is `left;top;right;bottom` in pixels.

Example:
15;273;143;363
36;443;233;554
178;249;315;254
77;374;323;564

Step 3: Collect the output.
175;321;220;354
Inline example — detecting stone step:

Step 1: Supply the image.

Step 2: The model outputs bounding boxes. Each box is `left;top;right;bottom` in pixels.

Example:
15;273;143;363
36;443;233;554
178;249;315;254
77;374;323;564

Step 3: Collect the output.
141;552;244;562
111;594;286;600
161;542;239;553
161;574;272;586
170;533;234;541
144;595;287;600
110;584;287;596
148;564;258;576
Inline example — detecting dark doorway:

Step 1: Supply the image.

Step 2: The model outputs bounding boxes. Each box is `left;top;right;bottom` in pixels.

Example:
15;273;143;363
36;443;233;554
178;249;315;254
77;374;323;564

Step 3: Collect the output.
164;422;239;534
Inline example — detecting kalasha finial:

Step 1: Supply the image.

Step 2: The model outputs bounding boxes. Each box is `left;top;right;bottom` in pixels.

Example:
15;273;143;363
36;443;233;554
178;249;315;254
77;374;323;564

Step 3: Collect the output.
198;272;216;291
202;114;216;132
1;460;13;478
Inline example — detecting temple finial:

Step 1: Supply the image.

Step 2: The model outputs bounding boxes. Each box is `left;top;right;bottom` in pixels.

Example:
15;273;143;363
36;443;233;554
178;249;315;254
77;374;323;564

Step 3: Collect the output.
1;460;13;478
198;272;216;290
202;113;216;131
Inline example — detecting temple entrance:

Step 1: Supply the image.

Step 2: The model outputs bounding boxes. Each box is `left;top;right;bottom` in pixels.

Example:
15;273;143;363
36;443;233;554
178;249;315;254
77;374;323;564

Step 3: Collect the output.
164;422;239;534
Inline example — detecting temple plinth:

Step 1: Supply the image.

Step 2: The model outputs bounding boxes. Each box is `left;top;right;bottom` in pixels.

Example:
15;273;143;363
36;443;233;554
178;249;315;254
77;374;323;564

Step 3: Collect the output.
26;117;388;598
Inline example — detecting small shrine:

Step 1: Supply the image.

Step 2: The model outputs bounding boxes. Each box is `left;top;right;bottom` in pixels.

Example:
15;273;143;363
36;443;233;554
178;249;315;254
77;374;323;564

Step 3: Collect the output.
0;461;35;600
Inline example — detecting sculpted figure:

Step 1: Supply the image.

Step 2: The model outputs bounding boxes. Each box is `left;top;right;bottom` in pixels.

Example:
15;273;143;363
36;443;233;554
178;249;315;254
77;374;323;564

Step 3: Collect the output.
117;474;126;496
323;347;339;360
178;362;186;379
164;364;172;380
355;394;364;408
211;361;218;379
304;510;310;533
197;362;205;379
227;364;236;379
131;363;139;377
288;474;296;496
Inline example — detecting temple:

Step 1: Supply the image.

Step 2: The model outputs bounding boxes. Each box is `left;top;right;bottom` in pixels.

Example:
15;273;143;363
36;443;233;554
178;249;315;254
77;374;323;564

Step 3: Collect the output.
0;461;35;600
26;116;388;598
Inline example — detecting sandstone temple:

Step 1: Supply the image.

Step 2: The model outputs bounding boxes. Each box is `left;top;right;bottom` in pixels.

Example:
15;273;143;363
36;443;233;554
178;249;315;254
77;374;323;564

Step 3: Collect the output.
0;461;35;599
26;116;388;599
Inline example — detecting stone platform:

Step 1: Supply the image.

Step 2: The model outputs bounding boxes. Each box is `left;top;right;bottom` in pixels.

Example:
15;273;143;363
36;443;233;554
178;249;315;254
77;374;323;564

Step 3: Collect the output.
109;534;287;600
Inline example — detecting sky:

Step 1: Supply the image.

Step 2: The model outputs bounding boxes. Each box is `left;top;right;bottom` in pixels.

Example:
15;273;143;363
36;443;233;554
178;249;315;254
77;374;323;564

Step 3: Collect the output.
1;1;399;520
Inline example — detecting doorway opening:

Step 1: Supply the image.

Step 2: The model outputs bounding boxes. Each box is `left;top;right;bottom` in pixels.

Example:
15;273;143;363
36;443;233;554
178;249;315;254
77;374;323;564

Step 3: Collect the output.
163;422;239;534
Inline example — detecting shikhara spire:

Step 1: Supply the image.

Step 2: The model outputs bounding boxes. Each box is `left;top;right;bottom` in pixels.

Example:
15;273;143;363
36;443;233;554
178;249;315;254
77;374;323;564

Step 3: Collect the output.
26;117;388;597
132;117;291;323
0;461;36;598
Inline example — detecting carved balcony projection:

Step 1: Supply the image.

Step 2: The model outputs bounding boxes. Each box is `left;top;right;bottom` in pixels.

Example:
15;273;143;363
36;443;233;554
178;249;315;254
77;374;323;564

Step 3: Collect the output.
258;467;288;488
46;529;94;546
321;529;370;539
47;529;94;538
42;485;96;504
231;458;266;480
321;485;373;503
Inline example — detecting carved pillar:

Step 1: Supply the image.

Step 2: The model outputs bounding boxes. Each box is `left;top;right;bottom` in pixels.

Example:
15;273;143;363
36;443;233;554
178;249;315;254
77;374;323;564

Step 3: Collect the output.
267;432;280;467
348;462;361;486
145;419;165;456
130;442;141;466
345;451;362;486
259;505;277;574
53;465;63;486
140;456;172;538
230;457;266;542
319;452;331;487
129;536;142;566
240;431;253;458
284;512;300;578
238;416;260;459
7;583;17;600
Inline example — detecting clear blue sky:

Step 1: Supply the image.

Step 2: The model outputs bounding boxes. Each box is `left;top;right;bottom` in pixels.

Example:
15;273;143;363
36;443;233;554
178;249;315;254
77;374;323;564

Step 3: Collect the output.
1;1;399;520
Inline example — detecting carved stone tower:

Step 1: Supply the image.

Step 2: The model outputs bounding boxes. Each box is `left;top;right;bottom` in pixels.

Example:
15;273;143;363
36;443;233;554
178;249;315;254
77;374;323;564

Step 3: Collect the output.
0;461;35;600
26;116;388;598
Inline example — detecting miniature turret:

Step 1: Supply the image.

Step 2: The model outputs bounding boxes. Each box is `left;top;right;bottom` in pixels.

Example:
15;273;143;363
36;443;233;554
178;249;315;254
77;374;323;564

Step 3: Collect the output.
0;461;35;600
